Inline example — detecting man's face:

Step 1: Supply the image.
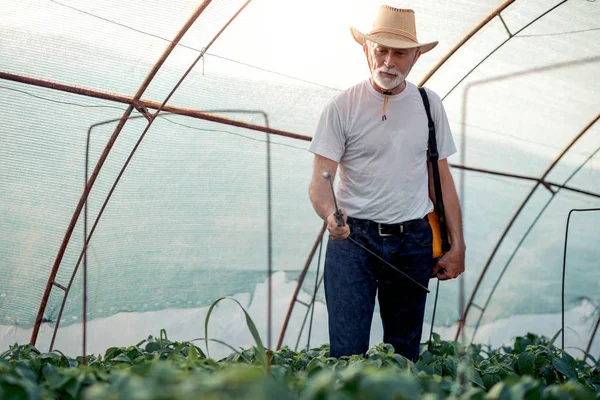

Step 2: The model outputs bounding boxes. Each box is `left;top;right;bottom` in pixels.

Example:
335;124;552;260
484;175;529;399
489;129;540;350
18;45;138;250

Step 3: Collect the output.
365;42;420;90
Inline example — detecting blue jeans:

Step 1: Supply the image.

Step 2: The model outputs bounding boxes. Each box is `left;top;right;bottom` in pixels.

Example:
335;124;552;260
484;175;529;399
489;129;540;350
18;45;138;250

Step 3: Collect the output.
324;216;434;361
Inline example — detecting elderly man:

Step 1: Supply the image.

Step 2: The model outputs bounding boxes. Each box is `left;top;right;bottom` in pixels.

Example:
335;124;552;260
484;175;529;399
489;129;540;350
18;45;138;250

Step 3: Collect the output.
308;5;465;361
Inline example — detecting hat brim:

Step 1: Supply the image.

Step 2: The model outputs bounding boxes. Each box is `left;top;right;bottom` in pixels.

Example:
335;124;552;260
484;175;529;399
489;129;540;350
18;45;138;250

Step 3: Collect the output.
350;26;438;54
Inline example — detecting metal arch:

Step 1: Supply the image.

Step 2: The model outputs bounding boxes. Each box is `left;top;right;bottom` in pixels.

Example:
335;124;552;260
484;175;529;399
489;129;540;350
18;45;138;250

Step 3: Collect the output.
469;142;600;343
45;0;255;352
414;0;578;340
418;0;517;87
456;113;600;340
29;0;216;346
420;0;570;100
562;208;600;352
43;0;256;352
413;0;597;341
276;222;327;350
452;52;600;341
454;54;599;340
47;115;144;354
584;315;599;363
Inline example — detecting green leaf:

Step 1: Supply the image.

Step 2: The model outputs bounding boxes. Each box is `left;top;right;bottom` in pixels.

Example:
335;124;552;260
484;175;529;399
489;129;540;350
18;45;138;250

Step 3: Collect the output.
543;380;596;400
482;371;502;390
466;366;485;389
553;355;577;380
419;350;434;364
508;376;542;399
389;354;409;369
541;364;557;384
441;357;456;377
0;383;30;400
160;329;168;347
548;329;562;348
298;369;337;399
559;379;597;399
63;373;85;398
144;341;160;353
565;346;598;364
47;373;72;391
188;344;198;363
111;353;132;363
462;387;486;400
205;297;267;370
359;371;421;400
167;342;186;361
485;366;501;375
382;343;395;355
305;358;325;375
189;338;235;361
486;381;512;400
517;351;535;376
42;363;56;379
14;366;38;383
103;347;124;360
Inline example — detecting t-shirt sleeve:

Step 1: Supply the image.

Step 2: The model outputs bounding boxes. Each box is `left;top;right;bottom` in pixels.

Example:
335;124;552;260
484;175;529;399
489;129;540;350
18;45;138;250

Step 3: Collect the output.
426;88;457;160
309;98;345;162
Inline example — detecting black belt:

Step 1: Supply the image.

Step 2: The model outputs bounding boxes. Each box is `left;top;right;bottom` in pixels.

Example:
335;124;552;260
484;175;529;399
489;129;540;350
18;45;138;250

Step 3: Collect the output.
347;216;429;237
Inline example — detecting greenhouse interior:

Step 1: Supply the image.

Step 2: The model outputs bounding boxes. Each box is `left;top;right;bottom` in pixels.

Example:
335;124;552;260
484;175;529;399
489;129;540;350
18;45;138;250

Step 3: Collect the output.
1;0;599;398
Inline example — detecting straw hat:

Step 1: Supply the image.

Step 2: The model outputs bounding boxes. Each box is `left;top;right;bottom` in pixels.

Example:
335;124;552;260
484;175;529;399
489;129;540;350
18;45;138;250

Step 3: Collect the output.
350;6;438;53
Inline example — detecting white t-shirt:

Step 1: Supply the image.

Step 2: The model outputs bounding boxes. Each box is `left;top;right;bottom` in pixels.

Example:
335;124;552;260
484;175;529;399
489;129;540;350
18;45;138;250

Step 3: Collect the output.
309;80;456;224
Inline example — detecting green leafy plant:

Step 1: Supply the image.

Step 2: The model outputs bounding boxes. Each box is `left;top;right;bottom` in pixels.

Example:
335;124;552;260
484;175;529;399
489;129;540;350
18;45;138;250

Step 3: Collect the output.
1;299;598;399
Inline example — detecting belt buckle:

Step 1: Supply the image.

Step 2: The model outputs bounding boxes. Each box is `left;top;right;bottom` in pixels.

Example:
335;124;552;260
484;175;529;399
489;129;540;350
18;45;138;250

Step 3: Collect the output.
378;223;394;237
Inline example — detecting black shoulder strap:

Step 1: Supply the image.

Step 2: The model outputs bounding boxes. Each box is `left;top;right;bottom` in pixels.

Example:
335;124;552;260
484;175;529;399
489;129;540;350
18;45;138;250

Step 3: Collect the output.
418;87;451;253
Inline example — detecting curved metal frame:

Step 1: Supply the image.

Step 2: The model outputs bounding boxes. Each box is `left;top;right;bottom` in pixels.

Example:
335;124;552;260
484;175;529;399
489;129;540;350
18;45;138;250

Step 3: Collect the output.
45;1;255;352
30;0;219;346
469;140;600;343
418;0;516;87
456;104;600;339
45;115;143;354
431;0;570;103
435;0;568;342
276;223;326;350
584;315;600;363
562;208;600;352
29;1;214;345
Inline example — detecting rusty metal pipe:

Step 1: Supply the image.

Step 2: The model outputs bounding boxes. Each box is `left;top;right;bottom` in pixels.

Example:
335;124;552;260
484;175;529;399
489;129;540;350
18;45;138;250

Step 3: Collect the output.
29;0;215;346
0;71;311;142
276;222;327;350
418;0;516;87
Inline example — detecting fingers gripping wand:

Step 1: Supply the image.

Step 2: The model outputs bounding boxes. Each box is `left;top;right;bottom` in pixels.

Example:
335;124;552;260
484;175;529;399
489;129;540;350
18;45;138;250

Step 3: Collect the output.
322;171;344;227
322;171;430;294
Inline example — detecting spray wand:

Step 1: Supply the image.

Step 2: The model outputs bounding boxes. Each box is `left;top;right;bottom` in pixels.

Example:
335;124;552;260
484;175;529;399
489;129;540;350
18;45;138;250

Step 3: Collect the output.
322;171;430;294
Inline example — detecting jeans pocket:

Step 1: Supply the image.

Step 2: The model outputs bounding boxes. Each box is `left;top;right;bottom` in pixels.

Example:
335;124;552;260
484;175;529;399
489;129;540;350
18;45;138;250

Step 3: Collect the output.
406;229;433;248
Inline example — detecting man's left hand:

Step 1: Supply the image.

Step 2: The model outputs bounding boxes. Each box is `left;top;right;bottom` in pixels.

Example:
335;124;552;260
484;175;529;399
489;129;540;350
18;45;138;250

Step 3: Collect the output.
432;246;465;280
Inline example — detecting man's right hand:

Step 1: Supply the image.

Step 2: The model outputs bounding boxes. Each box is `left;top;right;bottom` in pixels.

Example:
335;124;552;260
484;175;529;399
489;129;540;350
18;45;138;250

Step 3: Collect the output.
327;208;350;240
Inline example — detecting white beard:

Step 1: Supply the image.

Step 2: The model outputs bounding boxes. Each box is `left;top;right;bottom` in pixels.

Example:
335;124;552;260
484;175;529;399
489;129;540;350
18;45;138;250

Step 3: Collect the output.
372;67;407;90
